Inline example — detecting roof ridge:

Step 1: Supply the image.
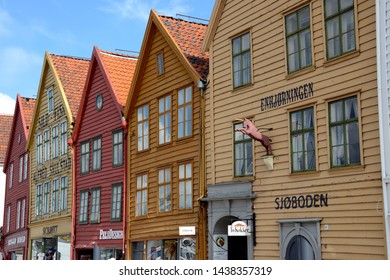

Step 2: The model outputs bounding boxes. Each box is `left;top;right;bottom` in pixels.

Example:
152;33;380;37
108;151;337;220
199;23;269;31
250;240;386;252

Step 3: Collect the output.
49;53;90;61
158;14;208;26
100;50;138;60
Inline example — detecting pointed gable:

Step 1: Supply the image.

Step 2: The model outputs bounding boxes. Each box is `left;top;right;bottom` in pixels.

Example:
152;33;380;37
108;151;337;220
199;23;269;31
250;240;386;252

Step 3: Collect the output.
49;54;90;119
19;96;36;138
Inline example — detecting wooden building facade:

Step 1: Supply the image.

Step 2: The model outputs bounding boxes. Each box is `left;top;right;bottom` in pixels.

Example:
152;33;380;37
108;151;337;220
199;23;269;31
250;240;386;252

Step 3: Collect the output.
72;46;137;260
1;108;21;260
26;52;89;260
124;10;208;260
203;0;387;259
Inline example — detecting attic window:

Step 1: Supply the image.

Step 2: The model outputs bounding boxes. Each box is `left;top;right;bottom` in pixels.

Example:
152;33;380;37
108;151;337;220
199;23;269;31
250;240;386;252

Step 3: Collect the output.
96;94;103;110
18;134;21;144
157;52;164;75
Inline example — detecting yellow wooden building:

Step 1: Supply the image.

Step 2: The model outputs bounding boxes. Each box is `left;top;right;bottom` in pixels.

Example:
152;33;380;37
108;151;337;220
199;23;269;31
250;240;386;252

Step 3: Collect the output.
202;0;387;259
26;52;89;260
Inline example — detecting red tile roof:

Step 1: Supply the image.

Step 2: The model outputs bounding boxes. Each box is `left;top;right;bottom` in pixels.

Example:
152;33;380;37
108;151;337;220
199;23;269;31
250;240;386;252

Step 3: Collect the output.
0;114;13;164
159;15;209;78
19;96;36;137
49;54;90;119
99;50;138;107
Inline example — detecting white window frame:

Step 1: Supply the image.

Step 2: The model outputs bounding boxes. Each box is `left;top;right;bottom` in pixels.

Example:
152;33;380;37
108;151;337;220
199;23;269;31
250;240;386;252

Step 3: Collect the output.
178;86;193;139
137;104;149;151
179;163;192;209
136;174;148;216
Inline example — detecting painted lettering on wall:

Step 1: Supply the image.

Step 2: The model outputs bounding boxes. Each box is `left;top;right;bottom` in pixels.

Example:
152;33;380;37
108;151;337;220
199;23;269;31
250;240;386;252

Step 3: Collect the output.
32;156;71;183
43;225;58;235
260;82;314;111
37;104;66;130
99;229;123;240
275;193;328;210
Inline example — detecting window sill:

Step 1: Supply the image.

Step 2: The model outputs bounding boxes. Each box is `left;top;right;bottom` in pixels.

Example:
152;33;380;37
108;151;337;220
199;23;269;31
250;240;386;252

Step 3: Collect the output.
323;50;360;68
289;170;320;177
328;164;365;174
232;176;255;182
286;65;316;80
232;82;254;93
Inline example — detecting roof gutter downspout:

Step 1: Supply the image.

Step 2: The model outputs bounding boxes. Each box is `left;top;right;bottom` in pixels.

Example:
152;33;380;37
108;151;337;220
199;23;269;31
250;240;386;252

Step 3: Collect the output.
68;137;76;260
121;115;128;259
376;0;390;259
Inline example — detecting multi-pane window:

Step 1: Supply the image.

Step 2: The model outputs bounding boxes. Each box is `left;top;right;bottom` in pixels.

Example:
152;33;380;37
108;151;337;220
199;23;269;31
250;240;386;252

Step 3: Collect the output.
132;242;144;260
52;125;59;158
8;163;13;188
137;105;149;151
136;174;148;216
36;134;42;164
80;141;90;174
329;96;360;167
48;88;54;113
234;122;253;177
111;183;122;221
60;176;68;211
285;5;312;73
36;185;43;216
232;32;251;88
158;168;171;212
6;205;10;233
60;121;68;155
290;107;316;172
79;190;88;224
159;95;172;144
43;130;50;162
324;0;355;59
21;199;25;228
19;156;23;182
92;136;102;171
178;86;192;138
43;182;50;214
23;154;28;180
113;131;123;166
157;52;164;75
90;188;101;223
179;163;192;209
52;178;59;213
16;200;21;229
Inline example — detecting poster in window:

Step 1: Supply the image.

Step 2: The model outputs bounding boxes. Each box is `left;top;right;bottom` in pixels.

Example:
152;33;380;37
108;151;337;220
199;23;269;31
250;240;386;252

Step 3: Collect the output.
179;237;196;260
163;240;177;260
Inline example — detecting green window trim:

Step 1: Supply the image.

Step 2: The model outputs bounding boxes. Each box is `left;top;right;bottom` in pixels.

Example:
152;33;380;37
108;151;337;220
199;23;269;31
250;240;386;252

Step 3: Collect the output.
80;140;90;174
233;122;253;177
232;32;252;88
92;136;102;171
79;190;89;224
111;183;123;221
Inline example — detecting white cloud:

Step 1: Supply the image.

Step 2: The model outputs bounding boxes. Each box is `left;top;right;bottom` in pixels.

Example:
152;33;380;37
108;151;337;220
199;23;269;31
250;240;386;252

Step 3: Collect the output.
0;7;12;36
100;0;190;21
0;92;15;115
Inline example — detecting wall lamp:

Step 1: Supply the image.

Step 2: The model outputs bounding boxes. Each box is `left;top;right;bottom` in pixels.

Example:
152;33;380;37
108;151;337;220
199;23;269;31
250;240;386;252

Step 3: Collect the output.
197;78;207;90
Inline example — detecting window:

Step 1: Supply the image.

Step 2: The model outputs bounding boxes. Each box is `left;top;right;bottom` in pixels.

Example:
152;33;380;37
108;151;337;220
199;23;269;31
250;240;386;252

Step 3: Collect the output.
290;107;316;172
90;188;101;223
43;130;50;162
158;168;171;212
36;185;43;216
96;94;103;110
234;122;253;177
178;86;192;138
19;156;23;182
6;205;10;233
132;242;144;260
60;121;67;155
52;178;59;213
285;5;312;73
136;174;148;216
92;136;102;171
36;134;42;164
52;125;59;158
232;32;251;88
43;182;50;214
79;190;88;224
179;163;192;209
8;163;13;188
137;105;149;151
157;52;164;75
329;96;360;167
159;95;172;144
48;88;54;113
80;141;90;174
60;176;68;211
111;183;122;221
21;199;25;228
113;131;123;166
324;0;355;59
16;200;21;229
23;154;28;180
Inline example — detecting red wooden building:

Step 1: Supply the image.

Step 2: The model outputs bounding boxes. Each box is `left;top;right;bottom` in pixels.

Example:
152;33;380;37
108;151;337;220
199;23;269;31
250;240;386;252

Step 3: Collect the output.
72;46;137;260
2;95;36;259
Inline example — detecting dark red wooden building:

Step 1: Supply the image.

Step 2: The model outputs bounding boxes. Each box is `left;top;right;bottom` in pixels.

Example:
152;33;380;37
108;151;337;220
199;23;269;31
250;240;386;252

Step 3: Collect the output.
2;95;36;259
72;46;137;260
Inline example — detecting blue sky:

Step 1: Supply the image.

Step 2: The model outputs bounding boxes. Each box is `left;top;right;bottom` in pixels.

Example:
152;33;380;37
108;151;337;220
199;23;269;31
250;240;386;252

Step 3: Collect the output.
0;0;214;114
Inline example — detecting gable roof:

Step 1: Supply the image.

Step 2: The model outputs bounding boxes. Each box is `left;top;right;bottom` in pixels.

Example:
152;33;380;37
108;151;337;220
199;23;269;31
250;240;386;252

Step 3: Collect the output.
124;9;209;117
73;46;138;141
3;94;36;171
202;0;226;52
0;114;13;165
27;52;90;149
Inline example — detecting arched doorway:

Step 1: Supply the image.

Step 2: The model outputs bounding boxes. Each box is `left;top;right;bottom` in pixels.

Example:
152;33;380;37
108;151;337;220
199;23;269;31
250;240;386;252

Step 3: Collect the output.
285;235;314;260
214;216;248;260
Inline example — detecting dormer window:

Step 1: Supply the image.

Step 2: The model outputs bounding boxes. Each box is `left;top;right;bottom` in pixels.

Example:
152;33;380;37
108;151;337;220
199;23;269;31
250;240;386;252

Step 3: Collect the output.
157;52;164;75
48;88;54;113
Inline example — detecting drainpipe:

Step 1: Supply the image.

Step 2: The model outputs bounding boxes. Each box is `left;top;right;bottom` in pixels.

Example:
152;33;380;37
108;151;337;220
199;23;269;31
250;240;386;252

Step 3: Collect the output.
121;115;128;259
68;137;76;260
